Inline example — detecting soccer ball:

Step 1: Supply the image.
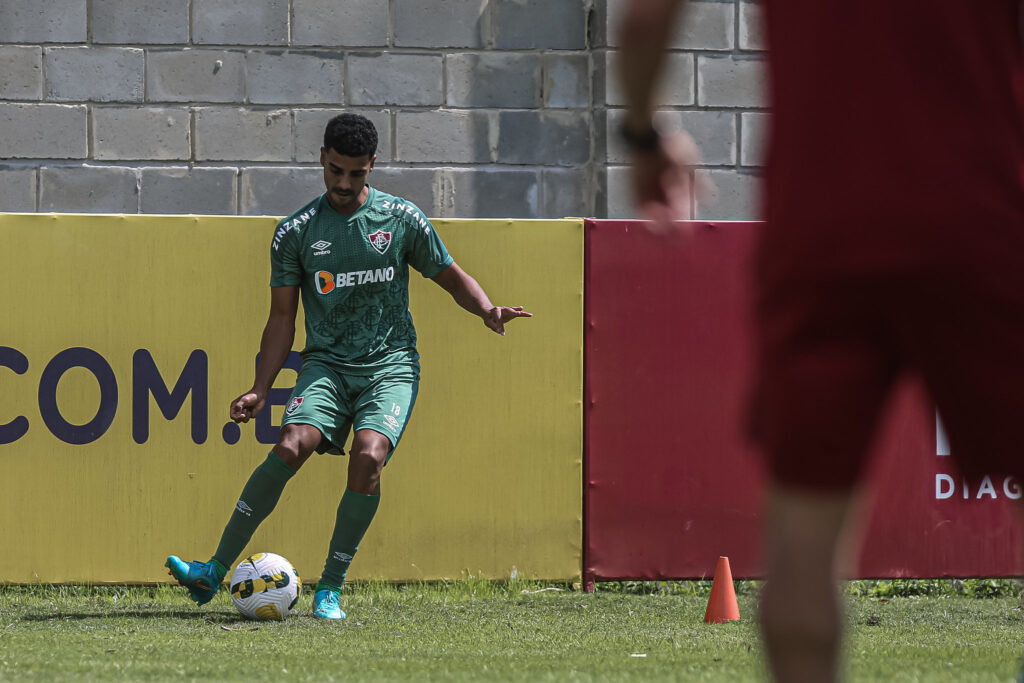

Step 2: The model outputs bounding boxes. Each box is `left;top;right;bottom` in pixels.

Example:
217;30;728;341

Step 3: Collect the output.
229;553;301;621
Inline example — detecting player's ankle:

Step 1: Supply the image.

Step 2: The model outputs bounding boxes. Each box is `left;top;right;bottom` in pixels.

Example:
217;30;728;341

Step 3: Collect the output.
209;557;229;581
315;582;342;596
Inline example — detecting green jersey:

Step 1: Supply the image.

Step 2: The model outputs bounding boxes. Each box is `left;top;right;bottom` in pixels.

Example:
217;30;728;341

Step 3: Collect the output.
269;187;453;374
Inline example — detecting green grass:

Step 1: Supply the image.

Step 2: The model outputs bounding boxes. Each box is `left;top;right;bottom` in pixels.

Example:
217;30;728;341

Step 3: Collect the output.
0;581;1021;681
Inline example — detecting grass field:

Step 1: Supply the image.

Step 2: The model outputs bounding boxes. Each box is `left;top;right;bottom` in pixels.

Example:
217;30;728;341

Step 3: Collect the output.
1;580;1021;682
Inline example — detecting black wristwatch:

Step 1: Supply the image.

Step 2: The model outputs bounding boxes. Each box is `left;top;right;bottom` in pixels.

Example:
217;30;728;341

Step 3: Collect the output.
619;123;661;152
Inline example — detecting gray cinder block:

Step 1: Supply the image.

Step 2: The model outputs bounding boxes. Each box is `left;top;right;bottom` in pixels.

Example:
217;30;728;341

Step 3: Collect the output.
349;53;444;106
44;47;144;102
0;0;86;43
140;166;238;214
39;165;139;213
542;167;592;218
194;107;293;162
92;107;191;161
147;49;246;103
395;110;492;164
90;0;189;45
740;2;766;51
293;0;389;47
0;103;87;159
240;166;324;216
394;0;488;48
740;112;768;167
445;167;541;218
247;51;345;105
496;111;591;166
193;0;288;45
446;53;540;108
0;46;42;100
697;55;766;107
0;166;38;212
694;168;762;220
542;54;589;109
492;0;586;50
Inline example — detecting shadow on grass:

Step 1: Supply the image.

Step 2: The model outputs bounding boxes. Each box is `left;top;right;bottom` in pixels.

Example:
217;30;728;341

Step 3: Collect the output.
20;609;240;622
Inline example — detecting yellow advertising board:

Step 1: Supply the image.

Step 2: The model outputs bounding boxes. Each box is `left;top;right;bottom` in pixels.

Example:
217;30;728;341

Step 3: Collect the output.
0;213;582;583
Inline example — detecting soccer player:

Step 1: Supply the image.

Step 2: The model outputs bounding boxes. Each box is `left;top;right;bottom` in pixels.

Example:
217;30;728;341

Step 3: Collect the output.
617;1;1024;681
166;113;531;620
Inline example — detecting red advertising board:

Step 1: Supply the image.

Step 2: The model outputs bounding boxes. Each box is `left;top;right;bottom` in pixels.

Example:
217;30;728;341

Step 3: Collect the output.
584;220;1023;585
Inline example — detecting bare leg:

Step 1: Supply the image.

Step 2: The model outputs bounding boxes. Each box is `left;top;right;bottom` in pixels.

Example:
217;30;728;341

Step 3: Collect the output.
314;429;392;595
272;423;322;470
346;428;392;494
760;486;857;683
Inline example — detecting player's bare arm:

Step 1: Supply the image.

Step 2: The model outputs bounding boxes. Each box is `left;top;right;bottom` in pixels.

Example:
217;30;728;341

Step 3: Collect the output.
618;0;687;135
430;262;533;336
230;284;300;423
618;0;702;231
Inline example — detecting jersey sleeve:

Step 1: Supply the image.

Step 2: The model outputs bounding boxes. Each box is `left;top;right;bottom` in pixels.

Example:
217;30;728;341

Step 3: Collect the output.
269;218;302;287
405;211;454;278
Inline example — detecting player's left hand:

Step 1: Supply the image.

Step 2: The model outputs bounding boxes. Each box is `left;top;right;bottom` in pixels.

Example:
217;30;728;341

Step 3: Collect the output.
485;306;532;335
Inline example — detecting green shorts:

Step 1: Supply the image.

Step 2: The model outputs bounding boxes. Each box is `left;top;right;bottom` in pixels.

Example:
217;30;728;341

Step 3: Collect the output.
280;360;419;460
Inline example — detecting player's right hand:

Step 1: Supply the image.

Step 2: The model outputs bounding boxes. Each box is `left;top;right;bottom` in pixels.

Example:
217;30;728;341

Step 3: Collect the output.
630;130;713;235
230;391;265;423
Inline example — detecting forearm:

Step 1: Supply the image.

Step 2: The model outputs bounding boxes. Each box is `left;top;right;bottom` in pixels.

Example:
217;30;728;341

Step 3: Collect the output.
251;315;295;396
617;0;687;130
448;272;495;320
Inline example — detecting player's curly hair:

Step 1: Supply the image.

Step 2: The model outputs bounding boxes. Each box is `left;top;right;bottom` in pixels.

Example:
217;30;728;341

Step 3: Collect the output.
323;113;378;157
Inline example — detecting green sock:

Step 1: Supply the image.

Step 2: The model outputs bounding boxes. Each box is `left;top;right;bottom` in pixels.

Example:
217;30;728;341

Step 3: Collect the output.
207;557;229;583
318;489;380;591
212;451;295;568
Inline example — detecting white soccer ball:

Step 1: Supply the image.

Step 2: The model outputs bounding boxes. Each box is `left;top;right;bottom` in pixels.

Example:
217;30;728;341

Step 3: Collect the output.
229;552;301;621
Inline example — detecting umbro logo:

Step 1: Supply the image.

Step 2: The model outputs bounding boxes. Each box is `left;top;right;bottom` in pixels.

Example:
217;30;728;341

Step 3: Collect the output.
311;240;331;256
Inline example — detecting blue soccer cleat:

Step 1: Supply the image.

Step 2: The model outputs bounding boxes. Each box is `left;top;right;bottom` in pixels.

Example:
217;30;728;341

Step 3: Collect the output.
312;589;346;620
165;555;224;606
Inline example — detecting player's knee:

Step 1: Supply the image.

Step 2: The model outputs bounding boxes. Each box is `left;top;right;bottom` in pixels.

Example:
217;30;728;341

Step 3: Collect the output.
347;441;387;487
350;431;390;465
273;425;318;470
349;443;387;472
346;453;383;495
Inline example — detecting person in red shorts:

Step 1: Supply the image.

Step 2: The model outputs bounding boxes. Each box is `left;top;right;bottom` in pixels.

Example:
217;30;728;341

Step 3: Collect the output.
617;1;1024;681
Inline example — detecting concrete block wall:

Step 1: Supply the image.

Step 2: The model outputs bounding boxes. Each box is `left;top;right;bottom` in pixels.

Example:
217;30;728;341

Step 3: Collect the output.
598;0;766;219
0;0;766;220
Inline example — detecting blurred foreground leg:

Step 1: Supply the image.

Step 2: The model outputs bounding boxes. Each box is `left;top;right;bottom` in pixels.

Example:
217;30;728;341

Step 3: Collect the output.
760;486;856;683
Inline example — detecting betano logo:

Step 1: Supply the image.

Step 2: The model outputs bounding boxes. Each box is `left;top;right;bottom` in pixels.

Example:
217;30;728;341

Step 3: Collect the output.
316;271;336;294
315;267;395;294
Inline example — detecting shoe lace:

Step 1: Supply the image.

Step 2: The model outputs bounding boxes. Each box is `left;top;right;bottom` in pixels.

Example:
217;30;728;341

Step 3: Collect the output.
318;591;339;610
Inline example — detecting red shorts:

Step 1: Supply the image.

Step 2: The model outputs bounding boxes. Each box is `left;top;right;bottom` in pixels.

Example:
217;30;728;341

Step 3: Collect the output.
748;251;1024;491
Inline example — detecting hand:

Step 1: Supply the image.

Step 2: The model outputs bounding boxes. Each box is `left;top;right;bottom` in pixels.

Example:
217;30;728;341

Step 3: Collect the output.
230;391;265;423
484;306;533;336
629;130;709;234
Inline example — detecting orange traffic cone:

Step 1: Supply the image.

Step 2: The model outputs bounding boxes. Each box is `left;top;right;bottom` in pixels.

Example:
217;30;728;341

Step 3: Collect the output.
704;556;740;623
